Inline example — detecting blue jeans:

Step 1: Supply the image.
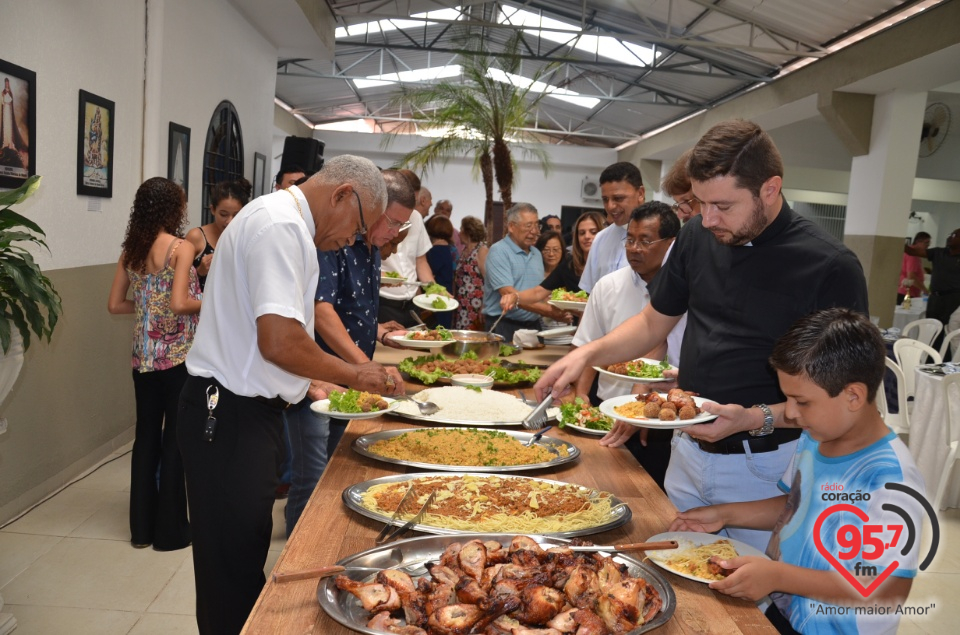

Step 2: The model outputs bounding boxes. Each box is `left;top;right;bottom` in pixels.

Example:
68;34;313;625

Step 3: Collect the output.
282;399;330;536
665;432;798;552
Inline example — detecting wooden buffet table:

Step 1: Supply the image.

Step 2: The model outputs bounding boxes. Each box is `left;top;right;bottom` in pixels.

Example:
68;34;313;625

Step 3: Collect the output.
243;385;777;633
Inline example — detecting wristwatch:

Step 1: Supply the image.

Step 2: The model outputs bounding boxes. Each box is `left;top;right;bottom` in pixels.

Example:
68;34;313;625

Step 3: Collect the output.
749;404;775;437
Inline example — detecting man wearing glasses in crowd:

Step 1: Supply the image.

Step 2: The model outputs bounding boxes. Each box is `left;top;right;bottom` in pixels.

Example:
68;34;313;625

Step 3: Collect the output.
578;162;646;293
661;149;702;224
177;155;401;635
537;120;868;553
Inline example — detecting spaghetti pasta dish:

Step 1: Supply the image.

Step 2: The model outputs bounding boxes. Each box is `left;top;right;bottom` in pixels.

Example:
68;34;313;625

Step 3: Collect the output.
358;475;618;533
367;429;566;467
660;539;739;580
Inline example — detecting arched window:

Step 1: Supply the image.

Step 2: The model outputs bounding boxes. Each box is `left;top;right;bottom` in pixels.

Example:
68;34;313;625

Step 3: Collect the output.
201;100;243;223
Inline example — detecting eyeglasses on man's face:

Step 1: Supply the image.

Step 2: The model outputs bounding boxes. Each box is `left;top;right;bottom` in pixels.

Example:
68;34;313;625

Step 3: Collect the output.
352;190;368;241
672;198;699;214
625;236;669;251
381;208;408;231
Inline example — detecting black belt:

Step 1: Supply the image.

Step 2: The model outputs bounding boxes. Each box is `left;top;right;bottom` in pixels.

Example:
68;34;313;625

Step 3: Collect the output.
380;297;415;309
252;395;293;410
694;434;784;455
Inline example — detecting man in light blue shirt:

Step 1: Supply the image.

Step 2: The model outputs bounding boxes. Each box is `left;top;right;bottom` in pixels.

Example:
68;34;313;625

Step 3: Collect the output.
578;162;645;293
482;203;555;341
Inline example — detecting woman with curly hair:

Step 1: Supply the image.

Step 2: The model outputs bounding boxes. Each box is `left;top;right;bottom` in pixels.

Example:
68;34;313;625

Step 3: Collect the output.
108;177;201;551
185;178;251;290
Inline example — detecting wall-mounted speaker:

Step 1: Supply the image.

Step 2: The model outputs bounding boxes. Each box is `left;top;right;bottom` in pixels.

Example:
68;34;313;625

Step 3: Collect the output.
281;136;326;175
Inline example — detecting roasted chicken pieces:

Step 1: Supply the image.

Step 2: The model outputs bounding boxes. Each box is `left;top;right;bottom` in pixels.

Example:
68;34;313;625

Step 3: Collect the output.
335;537;662;634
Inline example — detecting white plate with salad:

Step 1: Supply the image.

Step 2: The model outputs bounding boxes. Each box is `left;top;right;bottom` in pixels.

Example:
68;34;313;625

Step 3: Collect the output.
547;288;588;312
310;391;399;420
557;398;615;436
379;272;406;286
389;327;455;349
413;293;459;312
594;358;673;383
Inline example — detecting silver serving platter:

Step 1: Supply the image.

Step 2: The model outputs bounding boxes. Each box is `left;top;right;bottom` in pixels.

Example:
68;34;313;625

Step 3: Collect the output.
318;533;675;635
352;427;581;473
342;472;631;538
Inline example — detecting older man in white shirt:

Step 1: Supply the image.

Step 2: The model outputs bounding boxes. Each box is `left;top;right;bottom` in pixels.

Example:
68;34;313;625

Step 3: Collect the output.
573;201;685;488
578;162;645;293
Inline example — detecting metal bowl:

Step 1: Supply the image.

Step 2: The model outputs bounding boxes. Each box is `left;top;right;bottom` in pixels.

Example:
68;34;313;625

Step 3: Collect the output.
440;329;504;359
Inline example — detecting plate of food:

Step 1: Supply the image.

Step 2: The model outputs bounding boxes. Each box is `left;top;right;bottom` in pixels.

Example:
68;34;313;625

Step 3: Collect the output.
645;531;768;584
311;390;398;420
547;288;589;312
352;427;579;472
397;352;541;386
595;358;673;383
393;385;557;425
317;533;674;635
342;473;631;537
598;390;717;428
538;325;578;338
389;327;455;349
412;293;458;312
558;397;615;436
379;271;406;286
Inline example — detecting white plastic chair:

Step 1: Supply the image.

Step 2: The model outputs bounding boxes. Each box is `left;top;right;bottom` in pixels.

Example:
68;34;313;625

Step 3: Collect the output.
933;373;960;510
902;318;943;348
894;338;942;404
939;329;960;363
878;358;909;437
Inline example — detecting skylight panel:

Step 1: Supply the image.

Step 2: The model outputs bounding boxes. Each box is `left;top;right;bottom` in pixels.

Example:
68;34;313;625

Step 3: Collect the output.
486;68;599;109
353;65;462;90
335;8;463;39
499;7;656;67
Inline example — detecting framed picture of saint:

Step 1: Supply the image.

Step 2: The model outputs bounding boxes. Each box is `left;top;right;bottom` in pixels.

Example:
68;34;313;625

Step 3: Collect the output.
76;89;115;198
167;122;190;198
0;58;37;190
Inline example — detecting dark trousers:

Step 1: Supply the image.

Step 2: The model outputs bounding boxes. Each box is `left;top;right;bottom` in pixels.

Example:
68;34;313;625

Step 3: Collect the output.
130;364;190;549
927;290;960;350
378;297;419;327
178;375;284;635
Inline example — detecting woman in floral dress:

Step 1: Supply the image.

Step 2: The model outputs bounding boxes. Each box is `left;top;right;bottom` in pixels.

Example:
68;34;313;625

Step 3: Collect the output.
108;177;201;551
454;216;489;330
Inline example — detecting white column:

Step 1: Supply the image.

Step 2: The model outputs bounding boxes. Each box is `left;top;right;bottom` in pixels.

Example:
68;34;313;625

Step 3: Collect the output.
845;90;928;238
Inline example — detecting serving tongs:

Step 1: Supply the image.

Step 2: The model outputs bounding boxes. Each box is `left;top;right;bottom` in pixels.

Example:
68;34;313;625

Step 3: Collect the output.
522;393;554;430
375;489;437;545
567;540;679;553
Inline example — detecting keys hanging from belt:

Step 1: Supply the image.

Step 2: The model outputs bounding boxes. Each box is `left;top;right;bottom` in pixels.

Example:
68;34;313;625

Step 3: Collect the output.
204;385;219;442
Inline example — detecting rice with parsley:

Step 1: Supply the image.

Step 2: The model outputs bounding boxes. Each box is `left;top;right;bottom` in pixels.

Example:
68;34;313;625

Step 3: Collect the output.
368;428;566;466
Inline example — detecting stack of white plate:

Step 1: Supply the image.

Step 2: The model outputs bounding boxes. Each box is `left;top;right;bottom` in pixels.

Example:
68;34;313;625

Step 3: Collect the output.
539;325;576;346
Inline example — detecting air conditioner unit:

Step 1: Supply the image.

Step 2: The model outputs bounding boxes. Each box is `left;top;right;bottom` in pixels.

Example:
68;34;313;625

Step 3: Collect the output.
581;177;601;201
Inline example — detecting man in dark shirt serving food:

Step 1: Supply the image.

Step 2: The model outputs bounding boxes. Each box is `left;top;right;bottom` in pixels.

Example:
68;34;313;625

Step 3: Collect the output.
536;119;869;551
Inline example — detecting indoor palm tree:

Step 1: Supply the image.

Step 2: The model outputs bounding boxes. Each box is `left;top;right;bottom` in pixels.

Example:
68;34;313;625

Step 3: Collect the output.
387;33;557;235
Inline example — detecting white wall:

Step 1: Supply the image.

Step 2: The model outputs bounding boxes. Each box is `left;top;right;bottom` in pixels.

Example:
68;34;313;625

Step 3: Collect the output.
273;130;618;227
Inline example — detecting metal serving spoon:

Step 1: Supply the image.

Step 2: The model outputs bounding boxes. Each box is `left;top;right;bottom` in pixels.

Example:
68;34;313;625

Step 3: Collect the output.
397;394;440;416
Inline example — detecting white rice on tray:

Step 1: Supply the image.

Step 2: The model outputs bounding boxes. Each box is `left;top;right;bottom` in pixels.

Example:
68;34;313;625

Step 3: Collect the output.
395;386;533;422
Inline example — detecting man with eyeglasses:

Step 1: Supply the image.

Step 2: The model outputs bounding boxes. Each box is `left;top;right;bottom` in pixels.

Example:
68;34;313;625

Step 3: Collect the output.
537;120;868;555
178;155;401;635
484;203;568;341
661;149;702;224
572;201;687;488
281;170;415;536
578;162;645;293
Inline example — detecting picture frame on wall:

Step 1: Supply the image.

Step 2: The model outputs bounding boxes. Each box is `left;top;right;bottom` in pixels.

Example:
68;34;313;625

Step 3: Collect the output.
168;122;190;198
253;152;266;198
76;89;115;198
0;58;37;190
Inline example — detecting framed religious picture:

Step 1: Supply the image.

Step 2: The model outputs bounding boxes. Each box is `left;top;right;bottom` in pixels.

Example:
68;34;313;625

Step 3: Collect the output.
0;58;37;190
253;152;266;197
76;89;115;197
167;122;190;198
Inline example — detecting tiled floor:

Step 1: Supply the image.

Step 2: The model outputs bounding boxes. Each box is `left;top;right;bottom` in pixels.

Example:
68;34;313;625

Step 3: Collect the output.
0;444;957;634
0;444;286;634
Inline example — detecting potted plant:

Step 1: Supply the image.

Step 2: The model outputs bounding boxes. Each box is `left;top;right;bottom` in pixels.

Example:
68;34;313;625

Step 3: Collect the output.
0;175;61;405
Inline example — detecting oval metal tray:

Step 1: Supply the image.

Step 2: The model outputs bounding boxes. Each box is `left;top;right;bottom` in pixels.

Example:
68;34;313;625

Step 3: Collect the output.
352;427;580;472
342;472;631;538
318;533;675;635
